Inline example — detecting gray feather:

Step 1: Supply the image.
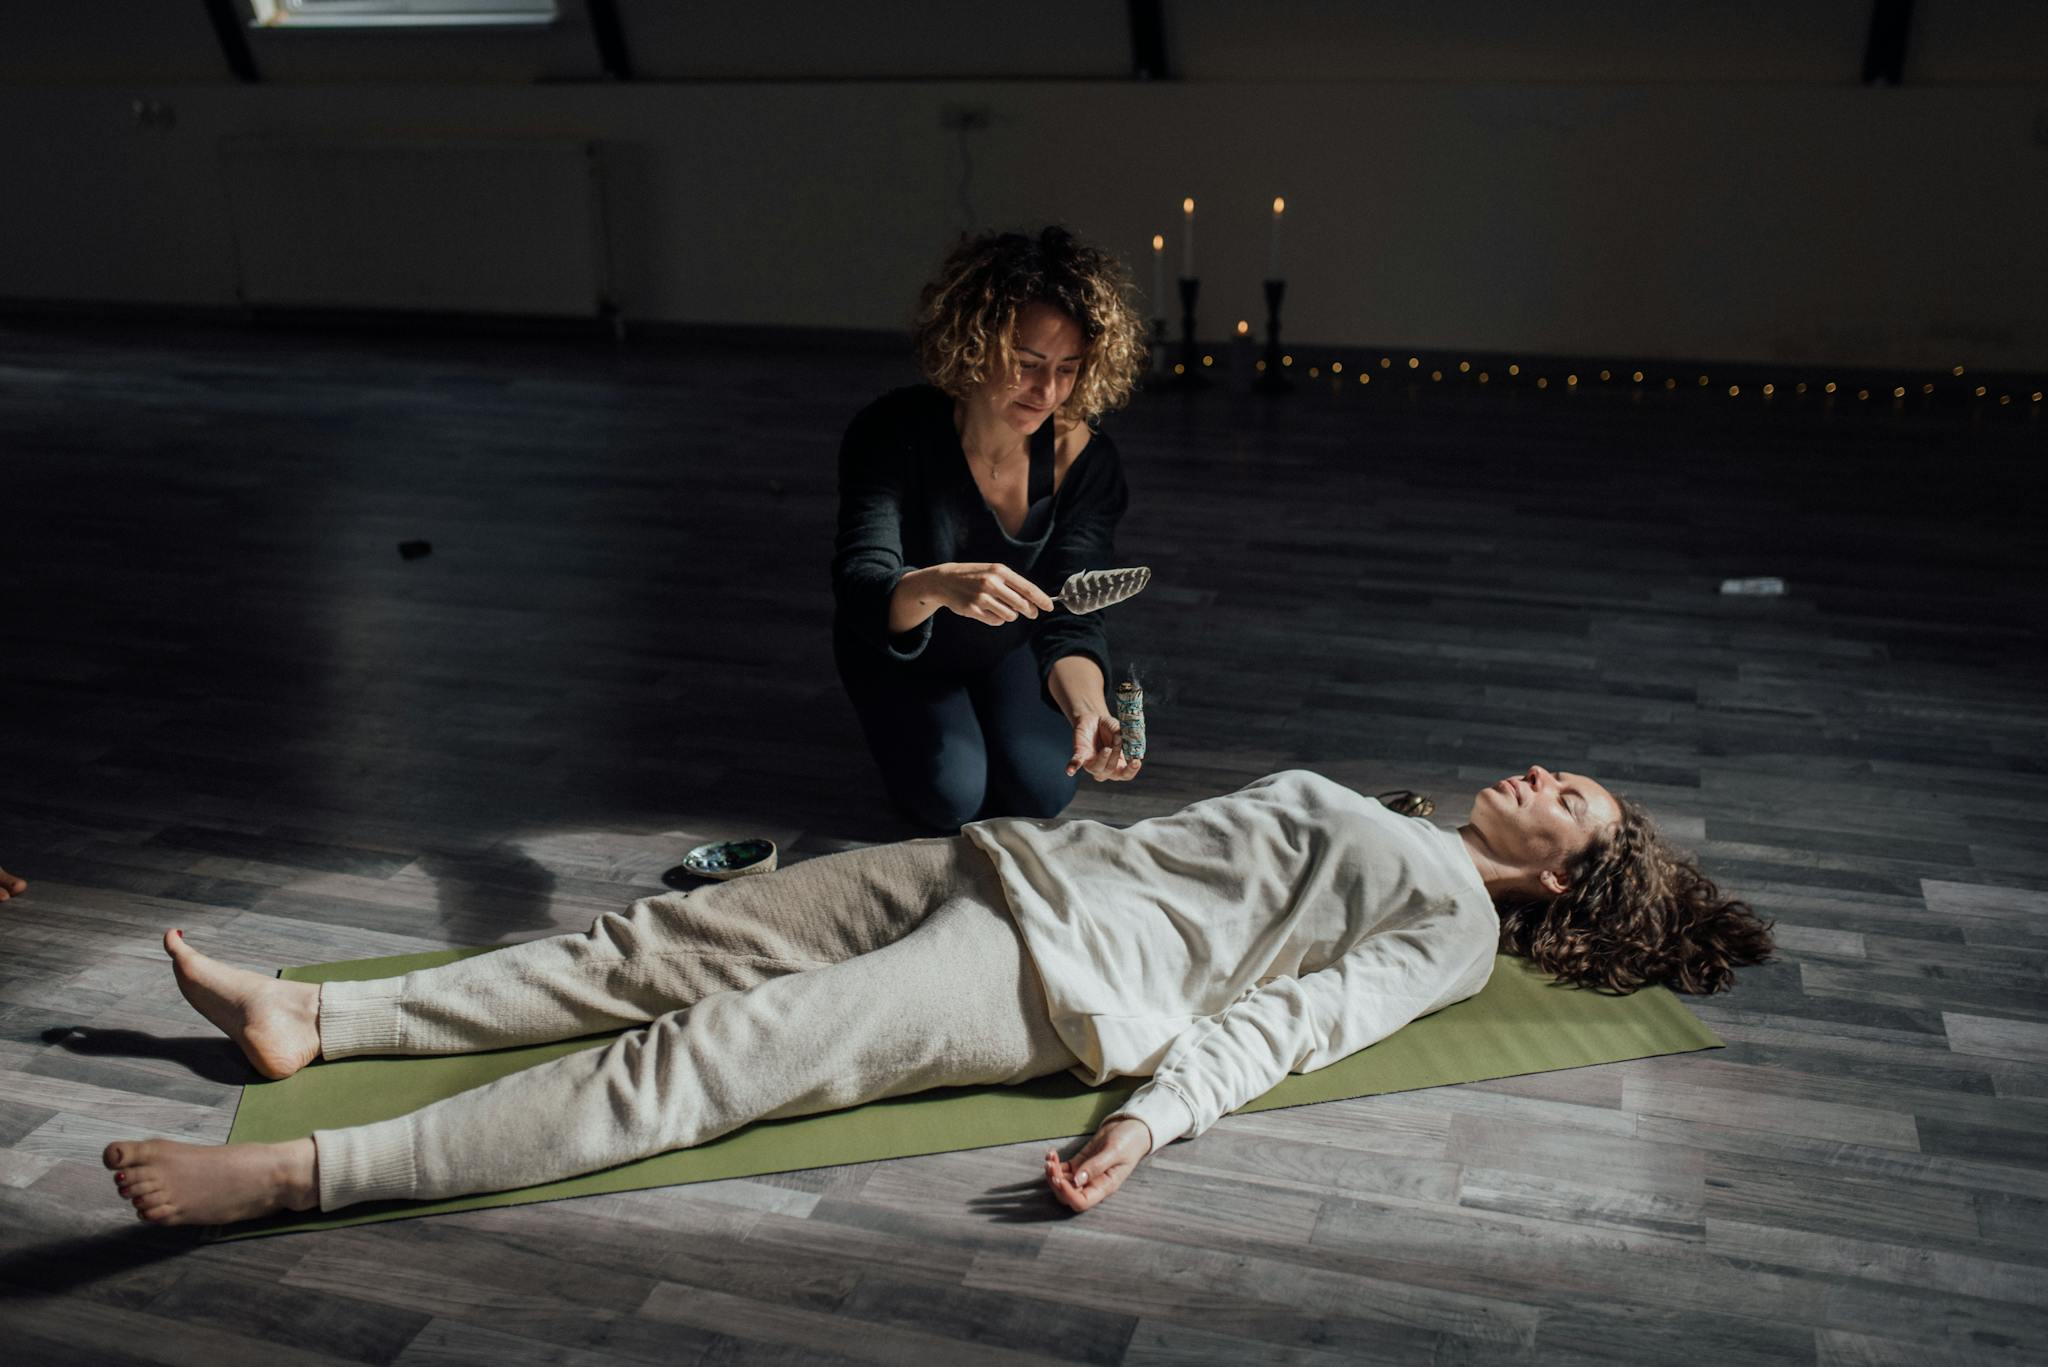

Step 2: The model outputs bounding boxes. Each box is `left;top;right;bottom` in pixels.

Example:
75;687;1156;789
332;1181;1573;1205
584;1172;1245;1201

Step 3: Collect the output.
1055;567;1152;614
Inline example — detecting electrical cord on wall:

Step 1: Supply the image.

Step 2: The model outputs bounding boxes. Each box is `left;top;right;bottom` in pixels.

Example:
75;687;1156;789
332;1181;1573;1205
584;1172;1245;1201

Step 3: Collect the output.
955;124;977;229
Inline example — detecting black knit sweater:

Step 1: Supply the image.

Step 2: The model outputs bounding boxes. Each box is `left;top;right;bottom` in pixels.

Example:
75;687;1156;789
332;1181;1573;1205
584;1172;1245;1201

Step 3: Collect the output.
831;385;1129;706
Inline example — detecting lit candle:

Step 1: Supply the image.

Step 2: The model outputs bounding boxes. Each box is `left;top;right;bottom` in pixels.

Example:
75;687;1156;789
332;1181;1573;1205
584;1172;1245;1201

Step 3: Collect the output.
1151;233;1164;313
1268;196;1285;280
1181;197;1195;278
1230;318;1255;392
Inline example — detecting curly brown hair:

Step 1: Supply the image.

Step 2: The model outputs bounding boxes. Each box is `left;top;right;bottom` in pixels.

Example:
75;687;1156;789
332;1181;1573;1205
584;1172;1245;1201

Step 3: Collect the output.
1496;797;1774;995
912;225;1148;427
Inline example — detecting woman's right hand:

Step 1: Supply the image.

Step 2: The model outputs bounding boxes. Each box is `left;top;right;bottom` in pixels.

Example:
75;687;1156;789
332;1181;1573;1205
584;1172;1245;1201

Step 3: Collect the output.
919;562;1057;626
1044;1116;1152;1213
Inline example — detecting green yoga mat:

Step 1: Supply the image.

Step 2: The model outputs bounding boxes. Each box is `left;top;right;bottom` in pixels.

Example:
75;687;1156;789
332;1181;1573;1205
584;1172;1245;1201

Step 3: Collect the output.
219;948;1720;1239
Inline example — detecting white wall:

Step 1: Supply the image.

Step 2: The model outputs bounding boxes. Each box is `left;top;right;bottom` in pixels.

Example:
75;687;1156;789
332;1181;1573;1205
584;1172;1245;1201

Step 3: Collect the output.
0;3;2042;370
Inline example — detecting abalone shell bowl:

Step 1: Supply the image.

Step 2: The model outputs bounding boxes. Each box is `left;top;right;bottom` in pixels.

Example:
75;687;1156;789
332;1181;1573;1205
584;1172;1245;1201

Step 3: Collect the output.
678;838;779;881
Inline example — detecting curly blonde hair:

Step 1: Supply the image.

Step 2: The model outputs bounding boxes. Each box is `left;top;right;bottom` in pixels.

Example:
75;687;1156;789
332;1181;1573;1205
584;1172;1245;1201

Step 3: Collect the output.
1496;798;1775;995
912;225;1148;427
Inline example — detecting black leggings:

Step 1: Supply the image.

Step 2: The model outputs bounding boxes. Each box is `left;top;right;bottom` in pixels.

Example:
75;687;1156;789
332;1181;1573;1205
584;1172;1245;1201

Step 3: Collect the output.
837;639;1080;831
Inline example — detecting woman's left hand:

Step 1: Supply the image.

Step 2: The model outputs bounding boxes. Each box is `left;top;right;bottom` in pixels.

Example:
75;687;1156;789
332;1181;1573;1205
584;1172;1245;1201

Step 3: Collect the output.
1066;712;1142;783
1044;1116;1152;1213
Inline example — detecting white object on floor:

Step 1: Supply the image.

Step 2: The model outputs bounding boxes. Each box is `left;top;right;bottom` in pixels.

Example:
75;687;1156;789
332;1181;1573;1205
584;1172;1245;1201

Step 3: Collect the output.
1719;577;1787;596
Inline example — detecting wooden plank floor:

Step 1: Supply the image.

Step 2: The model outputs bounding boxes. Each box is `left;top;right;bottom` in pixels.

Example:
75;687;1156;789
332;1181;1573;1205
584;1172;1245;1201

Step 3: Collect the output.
1;318;2044;1364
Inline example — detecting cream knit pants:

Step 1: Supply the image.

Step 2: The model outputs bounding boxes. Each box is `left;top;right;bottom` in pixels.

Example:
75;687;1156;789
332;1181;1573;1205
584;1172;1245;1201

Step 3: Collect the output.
310;836;1076;1211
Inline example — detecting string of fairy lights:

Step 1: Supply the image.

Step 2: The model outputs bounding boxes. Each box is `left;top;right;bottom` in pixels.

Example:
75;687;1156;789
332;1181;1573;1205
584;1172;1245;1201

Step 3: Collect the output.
1168;346;2043;412
1146;199;2038;413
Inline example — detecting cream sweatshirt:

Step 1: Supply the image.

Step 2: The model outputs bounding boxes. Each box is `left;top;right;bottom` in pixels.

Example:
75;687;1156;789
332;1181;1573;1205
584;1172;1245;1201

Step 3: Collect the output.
964;770;1499;1153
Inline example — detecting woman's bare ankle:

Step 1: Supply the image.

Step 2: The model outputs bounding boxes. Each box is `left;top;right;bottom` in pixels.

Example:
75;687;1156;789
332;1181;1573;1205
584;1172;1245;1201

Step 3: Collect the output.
164;931;324;1080
277;1137;319;1212
298;980;325;1060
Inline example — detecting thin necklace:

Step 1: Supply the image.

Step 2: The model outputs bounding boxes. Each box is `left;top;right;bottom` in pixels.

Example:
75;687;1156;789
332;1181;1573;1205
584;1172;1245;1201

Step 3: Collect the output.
958;405;1022;481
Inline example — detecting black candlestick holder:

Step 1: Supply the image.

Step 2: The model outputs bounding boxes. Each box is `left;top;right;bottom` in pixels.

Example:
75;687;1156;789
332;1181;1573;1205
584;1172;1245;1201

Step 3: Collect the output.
1149;316;1169;378
1254;278;1292;394
1174;277;1209;388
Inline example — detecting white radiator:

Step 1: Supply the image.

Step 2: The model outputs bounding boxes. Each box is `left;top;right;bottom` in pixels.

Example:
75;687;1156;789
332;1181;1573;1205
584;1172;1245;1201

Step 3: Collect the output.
219;138;609;316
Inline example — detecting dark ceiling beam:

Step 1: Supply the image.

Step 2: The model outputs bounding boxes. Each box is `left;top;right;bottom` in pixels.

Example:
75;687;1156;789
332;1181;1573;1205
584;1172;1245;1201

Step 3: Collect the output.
1861;0;1913;86
201;0;261;83
585;0;633;80
1129;0;1169;81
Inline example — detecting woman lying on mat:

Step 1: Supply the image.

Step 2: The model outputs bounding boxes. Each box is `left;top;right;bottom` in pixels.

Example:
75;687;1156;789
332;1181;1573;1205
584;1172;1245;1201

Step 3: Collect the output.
104;767;1771;1226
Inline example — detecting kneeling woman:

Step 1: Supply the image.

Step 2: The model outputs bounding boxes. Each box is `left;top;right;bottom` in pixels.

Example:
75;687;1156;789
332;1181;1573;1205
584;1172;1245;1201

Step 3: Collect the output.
833;225;1148;831
108;766;1771;1225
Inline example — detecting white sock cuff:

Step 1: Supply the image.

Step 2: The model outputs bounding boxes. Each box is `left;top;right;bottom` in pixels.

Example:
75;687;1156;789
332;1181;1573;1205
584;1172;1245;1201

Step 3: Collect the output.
316;979;409;1058
313;1116;417;1210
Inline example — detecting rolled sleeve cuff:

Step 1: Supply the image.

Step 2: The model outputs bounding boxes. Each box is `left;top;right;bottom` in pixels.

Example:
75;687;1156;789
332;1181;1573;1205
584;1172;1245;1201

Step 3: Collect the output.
844;569;934;662
881;615;934;662
1036;641;1111;714
1109;1081;1197;1156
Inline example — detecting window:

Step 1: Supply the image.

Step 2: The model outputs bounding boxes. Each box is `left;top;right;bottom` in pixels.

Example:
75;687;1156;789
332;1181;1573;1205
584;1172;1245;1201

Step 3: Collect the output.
248;0;558;29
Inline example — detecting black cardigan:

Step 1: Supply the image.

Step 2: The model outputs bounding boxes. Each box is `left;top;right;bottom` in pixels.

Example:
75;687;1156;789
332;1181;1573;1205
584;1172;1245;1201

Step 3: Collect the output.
831;385;1129;707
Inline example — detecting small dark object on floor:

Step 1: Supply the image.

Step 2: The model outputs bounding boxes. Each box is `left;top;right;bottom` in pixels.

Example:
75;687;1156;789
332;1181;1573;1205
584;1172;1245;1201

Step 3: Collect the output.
1378;789;1435;819
398;540;433;560
672;838;779;884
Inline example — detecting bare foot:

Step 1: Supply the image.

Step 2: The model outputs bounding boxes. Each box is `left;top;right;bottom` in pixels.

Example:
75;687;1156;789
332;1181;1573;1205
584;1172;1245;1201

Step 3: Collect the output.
0;865;24;900
165;929;321;1080
105;1137;318;1226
